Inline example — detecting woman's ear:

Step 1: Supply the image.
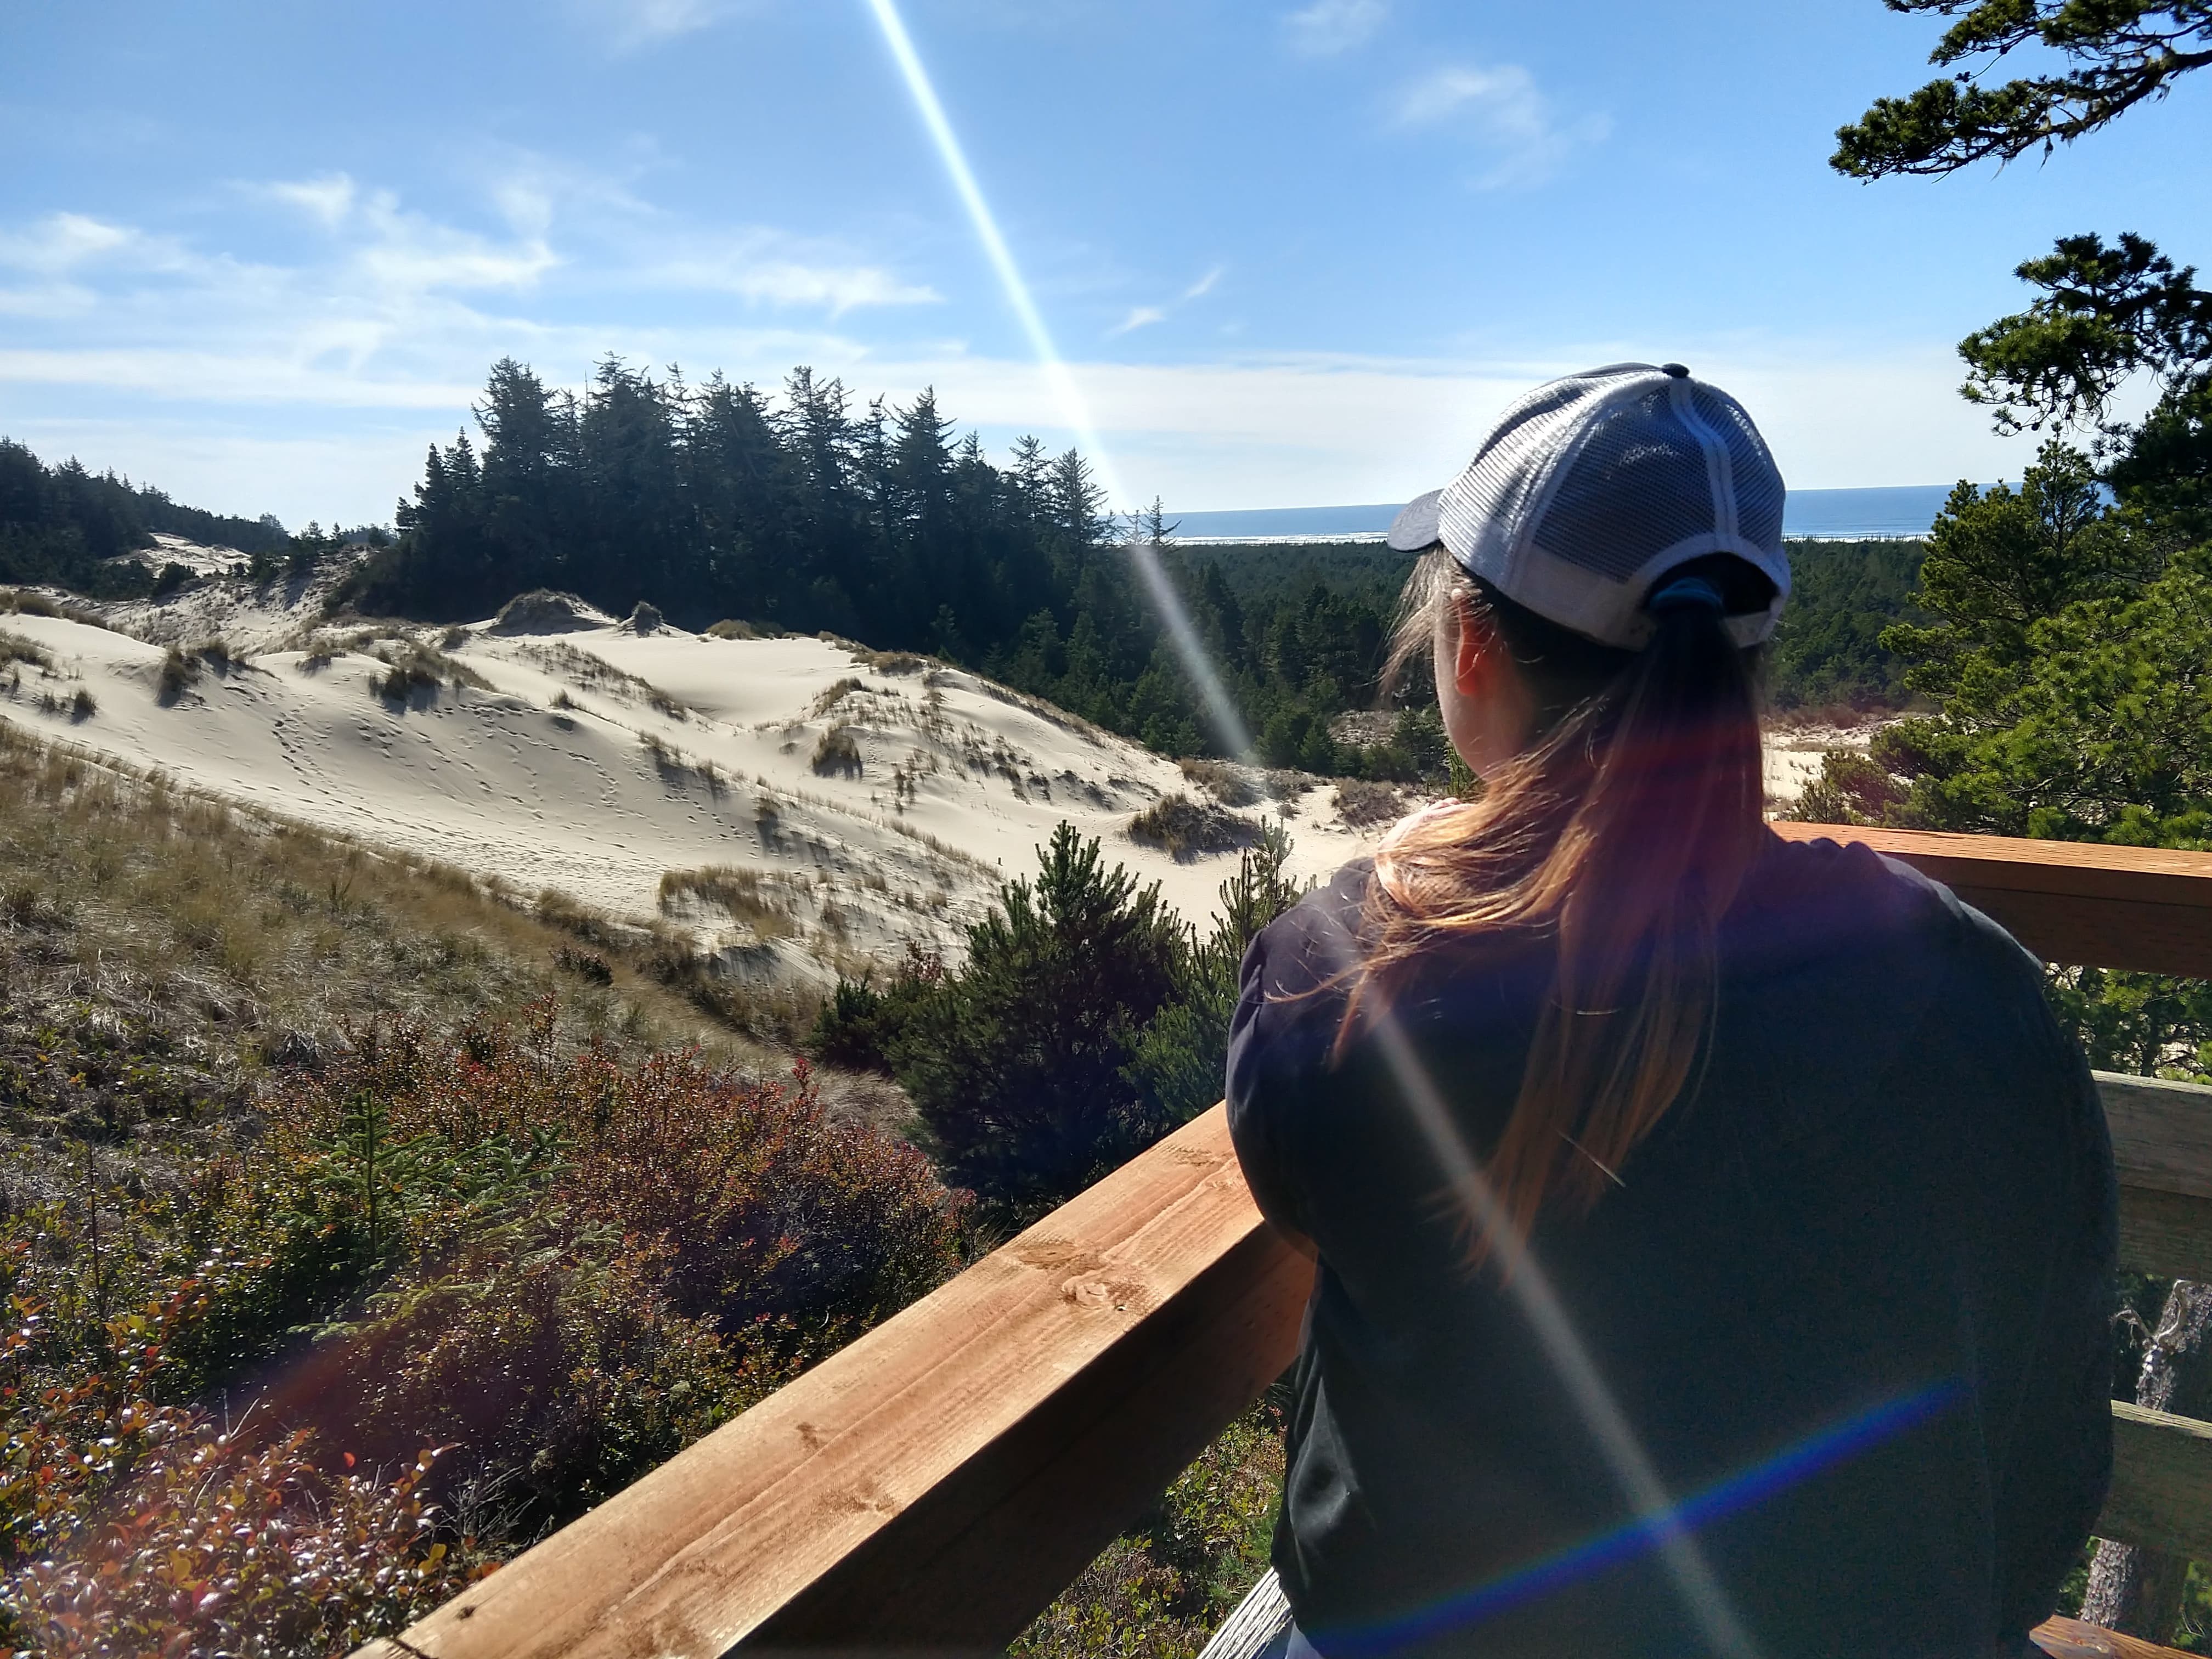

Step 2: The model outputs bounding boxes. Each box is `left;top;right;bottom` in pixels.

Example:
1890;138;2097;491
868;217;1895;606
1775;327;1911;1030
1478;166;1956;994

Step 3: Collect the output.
1451;595;1505;699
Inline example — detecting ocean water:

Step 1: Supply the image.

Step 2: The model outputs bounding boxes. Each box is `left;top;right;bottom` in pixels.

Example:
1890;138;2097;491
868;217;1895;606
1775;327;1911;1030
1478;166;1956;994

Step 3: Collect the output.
1171;483;2004;545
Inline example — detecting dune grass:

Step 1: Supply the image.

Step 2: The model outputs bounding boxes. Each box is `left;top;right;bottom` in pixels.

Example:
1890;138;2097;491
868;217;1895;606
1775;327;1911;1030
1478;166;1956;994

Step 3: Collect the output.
0;720;772;1099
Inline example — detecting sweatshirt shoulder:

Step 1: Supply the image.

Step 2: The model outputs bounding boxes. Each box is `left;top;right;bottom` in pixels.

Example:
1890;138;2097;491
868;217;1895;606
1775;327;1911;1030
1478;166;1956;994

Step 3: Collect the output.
1757;831;2062;1058
1245;855;1373;1002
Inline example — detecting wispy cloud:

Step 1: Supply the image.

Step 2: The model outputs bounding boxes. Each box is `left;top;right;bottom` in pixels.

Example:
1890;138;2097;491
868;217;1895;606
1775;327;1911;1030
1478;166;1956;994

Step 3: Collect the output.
0;212;140;274
1108;306;1167;338
1282;0;1385;57
264;174;356;229
1103;266;1226;339
1395;63;1609;190
0;159;940;462
571;0;749;51
648;235;939;315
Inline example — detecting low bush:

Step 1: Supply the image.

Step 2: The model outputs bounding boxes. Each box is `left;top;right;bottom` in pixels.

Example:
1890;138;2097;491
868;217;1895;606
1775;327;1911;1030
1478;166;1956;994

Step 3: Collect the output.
154;650;194;706
555;944;614;985
1127;794;1262;861
1332;778;1404;828
0;1284;486;1658
1177;758;1261;808
69;687;94;721
0;1006;971;1651
811;725;864;778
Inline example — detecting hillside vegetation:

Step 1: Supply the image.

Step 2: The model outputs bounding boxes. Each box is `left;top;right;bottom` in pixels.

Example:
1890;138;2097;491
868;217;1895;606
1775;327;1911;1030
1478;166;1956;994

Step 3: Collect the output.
0;438;292;599
0;724;972;1654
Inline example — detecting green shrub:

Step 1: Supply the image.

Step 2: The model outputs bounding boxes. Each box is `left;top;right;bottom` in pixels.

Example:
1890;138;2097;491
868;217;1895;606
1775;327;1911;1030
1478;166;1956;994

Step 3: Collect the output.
897;825;1187;1206
1012;1400;1286;1659
809;945;946;1073
1788;749;1907;826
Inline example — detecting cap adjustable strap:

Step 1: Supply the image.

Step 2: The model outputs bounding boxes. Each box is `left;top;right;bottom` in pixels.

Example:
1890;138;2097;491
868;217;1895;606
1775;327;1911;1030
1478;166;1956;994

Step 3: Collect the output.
1646;574;1724;616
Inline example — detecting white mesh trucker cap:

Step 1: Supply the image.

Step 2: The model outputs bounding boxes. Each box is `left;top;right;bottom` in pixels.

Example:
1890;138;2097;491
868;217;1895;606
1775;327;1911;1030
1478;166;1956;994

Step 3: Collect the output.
1386;362;1790;651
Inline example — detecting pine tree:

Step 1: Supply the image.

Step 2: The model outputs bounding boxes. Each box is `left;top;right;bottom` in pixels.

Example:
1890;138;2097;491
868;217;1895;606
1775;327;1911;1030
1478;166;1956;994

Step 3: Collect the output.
895;825;1188;1206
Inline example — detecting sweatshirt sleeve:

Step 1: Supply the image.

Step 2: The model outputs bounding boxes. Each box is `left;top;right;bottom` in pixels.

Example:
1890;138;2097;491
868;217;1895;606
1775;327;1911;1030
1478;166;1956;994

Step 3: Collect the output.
1982;946;2118;1643
1226;917;1316;1242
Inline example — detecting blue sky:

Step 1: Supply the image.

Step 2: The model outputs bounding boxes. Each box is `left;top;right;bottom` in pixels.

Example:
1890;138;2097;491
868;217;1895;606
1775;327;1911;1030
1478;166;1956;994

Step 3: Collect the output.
2;0;2207;528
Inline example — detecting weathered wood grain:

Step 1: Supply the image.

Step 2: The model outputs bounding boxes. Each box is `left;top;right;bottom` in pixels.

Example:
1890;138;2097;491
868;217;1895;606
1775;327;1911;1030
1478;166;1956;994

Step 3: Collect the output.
349;1103;1314;1659
2102;1402;2212;1561
2117;1187;2212;1283
1775;824;2212;978
2034;1614;2197;1657
2102;1074;2212;1201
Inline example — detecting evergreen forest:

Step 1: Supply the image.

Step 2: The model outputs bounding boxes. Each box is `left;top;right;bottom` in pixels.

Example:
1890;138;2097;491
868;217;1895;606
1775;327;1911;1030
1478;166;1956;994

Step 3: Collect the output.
0;438;291;597
343;356;1926;779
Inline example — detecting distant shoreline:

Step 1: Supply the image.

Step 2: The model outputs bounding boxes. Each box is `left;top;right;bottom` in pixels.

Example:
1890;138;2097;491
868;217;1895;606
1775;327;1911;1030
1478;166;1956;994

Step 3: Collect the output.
1170;483;2002;545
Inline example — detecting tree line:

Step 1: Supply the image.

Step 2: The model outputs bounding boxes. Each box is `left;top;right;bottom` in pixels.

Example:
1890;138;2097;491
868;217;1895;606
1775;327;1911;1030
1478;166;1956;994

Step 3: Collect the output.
0;438;292;597
349;356;1923;780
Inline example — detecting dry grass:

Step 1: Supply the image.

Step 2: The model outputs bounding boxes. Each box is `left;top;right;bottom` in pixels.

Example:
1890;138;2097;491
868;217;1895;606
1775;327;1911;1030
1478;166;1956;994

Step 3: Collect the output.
0;721;774;1105
1333;779;1406;828
155;648;195;705
371;639;493;699
1177;758;1261;809
656;865;795;940
811;725;865;778
1127;794;1263;861
519;640;684;717
1;588;110;629
0;630;52;672
853;649;929;675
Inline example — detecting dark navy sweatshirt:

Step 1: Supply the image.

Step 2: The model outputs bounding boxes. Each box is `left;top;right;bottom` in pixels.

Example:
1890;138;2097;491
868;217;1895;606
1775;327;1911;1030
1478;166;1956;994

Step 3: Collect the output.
1226;832;2115;1659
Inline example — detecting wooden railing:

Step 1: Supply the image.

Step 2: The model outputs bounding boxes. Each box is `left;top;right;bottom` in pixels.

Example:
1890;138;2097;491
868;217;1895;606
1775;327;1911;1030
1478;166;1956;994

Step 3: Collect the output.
357;825;2212;1659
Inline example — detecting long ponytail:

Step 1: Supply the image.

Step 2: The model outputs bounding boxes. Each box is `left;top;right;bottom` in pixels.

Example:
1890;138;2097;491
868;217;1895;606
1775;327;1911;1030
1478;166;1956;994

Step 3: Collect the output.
1341;549;1768;1257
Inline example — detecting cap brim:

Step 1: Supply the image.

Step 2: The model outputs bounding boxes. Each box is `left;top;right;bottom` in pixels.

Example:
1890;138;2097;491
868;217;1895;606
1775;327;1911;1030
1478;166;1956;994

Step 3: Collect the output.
1386;488;1445;552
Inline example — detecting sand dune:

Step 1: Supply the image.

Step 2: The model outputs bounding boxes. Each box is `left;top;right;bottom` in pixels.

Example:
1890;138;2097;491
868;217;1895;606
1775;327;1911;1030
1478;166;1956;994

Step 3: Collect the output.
1;583;1380;983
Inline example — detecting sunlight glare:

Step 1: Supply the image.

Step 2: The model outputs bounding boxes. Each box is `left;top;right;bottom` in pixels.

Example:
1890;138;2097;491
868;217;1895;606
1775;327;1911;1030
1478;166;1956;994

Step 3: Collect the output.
861;7;1762;1649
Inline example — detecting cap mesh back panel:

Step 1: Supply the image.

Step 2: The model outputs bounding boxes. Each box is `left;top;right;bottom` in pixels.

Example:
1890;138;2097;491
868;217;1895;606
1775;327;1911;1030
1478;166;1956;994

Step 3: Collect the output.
1691;387;1785;551
1533;389;1717;581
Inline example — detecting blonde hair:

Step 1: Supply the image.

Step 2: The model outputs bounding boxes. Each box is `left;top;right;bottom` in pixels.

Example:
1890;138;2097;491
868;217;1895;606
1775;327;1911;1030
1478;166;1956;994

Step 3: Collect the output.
1342;549;1768;1258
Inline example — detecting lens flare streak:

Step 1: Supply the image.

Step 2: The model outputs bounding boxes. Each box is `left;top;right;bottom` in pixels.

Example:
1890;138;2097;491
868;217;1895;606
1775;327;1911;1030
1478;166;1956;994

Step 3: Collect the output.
860;0;1126;505
1362;1012;1766;1659
862;0;1261;755
1315;1379;1965;1655
859;4;1763;1650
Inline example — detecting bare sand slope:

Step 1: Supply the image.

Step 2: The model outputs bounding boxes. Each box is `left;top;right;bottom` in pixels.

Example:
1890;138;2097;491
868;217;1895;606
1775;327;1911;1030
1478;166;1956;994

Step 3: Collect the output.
1;601;1379;980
